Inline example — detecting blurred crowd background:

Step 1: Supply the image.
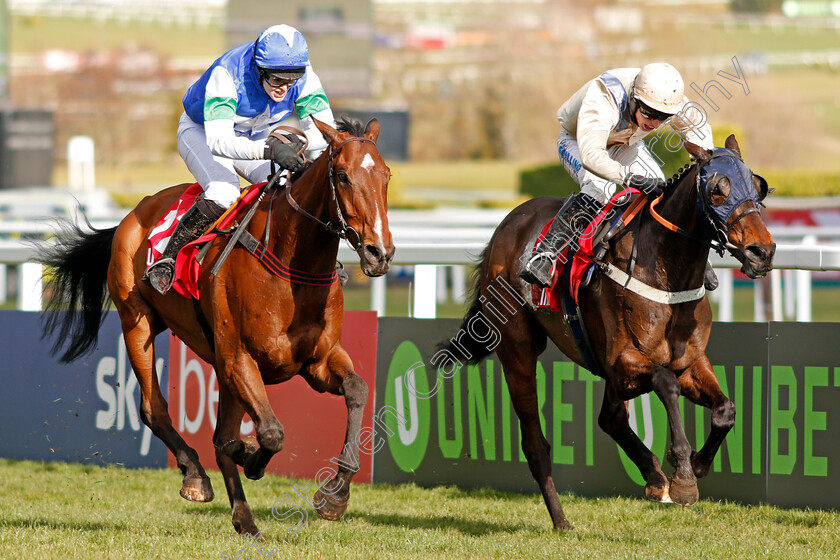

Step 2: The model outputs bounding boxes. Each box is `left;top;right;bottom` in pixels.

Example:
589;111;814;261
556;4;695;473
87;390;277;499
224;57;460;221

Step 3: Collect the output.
1;0;838;204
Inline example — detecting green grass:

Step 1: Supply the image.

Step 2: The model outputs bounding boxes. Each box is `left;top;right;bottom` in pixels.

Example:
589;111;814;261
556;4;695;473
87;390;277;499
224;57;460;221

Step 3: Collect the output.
1;458;839;559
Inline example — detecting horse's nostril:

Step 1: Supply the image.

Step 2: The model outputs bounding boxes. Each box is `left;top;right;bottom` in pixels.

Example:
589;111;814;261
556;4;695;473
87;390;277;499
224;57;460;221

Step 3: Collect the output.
366;244;381;261
746;245;766;261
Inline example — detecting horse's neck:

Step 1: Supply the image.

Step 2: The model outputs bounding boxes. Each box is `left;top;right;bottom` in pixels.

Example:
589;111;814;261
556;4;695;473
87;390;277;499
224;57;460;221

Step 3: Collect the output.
625;172;709;287
260;158;340;272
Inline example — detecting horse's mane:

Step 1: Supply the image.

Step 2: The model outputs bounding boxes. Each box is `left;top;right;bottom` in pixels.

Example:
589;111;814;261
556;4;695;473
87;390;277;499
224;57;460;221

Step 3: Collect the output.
664;162;695;190
285;116;368;184
335;115;367;137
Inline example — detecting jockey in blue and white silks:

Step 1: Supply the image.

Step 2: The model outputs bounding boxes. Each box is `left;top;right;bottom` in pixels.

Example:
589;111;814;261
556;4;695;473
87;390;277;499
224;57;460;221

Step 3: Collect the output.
178;24;337;209
521;63;717;289
144;24;337;296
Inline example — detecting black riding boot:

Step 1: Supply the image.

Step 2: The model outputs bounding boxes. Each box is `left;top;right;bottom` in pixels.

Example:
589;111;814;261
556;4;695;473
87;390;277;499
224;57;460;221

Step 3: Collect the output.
704;261;719;291
520;192;601;288
143;198;224;295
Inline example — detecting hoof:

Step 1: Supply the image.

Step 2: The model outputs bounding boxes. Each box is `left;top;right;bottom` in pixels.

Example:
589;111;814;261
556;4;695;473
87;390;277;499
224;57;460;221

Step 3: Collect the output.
553;518;573;531
313;489;348;521
232;502;260;537
221;436;259;466
668;474;699;507
180;475;214;502
645;483;673;504
691;450;711;479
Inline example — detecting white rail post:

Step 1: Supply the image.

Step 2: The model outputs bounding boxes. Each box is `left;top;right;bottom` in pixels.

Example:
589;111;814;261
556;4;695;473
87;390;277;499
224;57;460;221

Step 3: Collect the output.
784;269;796;319
753;276;766;322
371;275;387;317
770;268;783;322
18;262;43;311
0;264;6;305
67;135;96;191
436;266;448;303
413;264;437;318
451;265;467;304
796;235;816;322
716;268;734;322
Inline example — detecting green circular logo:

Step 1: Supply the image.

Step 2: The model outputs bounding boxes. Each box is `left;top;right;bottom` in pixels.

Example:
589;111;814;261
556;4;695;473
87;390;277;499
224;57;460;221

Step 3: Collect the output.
384;341;431;473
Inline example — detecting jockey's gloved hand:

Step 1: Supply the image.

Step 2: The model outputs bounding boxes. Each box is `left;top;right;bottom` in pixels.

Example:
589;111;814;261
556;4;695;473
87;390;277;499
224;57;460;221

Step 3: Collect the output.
624;174;666;198
264;137;305;173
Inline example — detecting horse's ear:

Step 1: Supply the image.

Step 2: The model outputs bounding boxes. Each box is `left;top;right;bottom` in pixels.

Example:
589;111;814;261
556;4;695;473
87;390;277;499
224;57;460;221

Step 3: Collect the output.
724;134;742;158
312;117;342;146
364;118;381;143
684;141;712;162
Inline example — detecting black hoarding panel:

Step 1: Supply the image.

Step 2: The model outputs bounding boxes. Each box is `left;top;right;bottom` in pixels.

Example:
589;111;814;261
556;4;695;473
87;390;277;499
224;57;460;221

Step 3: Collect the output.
766;322;840;509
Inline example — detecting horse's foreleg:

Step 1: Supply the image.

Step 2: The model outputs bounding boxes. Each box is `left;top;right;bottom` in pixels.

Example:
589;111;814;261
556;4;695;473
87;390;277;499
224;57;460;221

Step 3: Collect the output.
497;341;572;531
223;356;285;481
609;349;698;505
597;386;669;503
121;315;214;502
679;357;736;479
649;365;699;506
213;383;260;536
306;350;369;521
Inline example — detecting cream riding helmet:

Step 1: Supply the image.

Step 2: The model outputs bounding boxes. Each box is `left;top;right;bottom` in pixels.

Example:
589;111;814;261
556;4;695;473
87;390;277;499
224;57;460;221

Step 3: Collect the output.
632;62;684;121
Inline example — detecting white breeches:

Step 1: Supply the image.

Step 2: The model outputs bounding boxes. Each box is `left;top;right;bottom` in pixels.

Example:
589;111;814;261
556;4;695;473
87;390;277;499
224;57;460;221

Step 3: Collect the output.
556;130;664;205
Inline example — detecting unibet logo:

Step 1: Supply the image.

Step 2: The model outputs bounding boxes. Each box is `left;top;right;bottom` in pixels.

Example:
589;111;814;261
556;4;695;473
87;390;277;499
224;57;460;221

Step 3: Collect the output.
384;341;431;472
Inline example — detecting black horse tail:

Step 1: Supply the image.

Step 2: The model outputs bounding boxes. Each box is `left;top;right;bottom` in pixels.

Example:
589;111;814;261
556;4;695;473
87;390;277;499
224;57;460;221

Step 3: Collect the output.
437;246;497;366
38;223;117;363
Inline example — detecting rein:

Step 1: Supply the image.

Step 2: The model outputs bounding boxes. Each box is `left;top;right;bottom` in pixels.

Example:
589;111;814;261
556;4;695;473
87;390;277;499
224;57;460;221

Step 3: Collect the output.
600;152;759;305
647;151;759;258
284;136;376;252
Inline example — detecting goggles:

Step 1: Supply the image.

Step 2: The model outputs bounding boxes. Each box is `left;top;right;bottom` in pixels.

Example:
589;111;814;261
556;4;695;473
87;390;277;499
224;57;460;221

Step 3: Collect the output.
260;70;299;89
636;100;674;123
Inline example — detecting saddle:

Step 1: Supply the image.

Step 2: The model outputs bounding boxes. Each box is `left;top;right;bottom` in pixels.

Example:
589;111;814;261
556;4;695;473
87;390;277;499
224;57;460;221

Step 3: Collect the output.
531;188;645;311
146;183;266;299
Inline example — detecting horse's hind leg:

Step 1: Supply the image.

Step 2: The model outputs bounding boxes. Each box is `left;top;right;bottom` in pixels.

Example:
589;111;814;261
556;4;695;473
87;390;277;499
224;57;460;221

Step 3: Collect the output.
115;296;214;502
213;383;260;536
497;334;572;530
305;348;369;521
598;385;670;503
679;356;736;479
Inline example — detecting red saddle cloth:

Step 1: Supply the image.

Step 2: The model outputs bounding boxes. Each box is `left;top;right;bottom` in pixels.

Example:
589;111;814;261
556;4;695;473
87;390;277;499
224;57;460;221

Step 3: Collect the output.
531;189;641;310
146;182;266;299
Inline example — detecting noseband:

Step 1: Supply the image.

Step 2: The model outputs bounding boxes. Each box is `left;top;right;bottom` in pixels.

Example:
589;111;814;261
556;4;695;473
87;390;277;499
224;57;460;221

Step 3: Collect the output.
285;136;376;252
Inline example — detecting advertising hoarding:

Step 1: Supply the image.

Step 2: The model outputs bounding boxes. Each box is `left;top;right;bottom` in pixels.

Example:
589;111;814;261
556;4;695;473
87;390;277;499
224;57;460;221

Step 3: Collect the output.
373;318;840;508
0;311;169;468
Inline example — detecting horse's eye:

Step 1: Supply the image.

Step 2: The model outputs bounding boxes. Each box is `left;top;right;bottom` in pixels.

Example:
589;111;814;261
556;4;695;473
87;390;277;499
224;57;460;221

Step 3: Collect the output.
336;171;350;184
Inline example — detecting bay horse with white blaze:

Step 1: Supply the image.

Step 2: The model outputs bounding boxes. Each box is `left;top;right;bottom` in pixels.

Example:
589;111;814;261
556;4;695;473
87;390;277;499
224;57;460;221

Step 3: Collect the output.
440;136;774;530
39;117;394;536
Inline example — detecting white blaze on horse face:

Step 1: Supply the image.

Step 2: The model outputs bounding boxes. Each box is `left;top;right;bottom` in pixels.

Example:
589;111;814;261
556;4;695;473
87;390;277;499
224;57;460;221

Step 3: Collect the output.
373;201;384;239
360;153;375;173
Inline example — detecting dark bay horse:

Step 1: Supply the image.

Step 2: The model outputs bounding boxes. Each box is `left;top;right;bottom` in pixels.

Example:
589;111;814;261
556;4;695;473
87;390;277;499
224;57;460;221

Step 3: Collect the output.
441;135;774;530
39;117;394;536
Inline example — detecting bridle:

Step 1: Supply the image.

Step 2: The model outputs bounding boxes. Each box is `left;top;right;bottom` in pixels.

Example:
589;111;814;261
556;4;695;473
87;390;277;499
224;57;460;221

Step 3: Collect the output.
285;136;376;252
649;149;767;257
